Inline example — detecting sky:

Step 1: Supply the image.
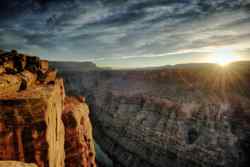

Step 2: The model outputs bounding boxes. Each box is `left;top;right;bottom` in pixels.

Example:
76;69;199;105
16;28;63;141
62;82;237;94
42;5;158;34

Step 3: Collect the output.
0;0;250;68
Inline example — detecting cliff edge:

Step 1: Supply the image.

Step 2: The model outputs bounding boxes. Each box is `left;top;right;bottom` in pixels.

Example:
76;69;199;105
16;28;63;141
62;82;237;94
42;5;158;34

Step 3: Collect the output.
0;50;96;167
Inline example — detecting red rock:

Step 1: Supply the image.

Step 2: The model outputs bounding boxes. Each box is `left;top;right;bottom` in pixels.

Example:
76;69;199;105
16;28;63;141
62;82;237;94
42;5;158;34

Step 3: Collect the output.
63;96;96;167
0;161;37;167
0;79;65;167
0;49;96;167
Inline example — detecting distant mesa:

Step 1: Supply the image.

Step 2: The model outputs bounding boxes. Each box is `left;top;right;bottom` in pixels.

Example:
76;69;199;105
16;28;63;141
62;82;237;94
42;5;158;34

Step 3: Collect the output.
49;61;99;72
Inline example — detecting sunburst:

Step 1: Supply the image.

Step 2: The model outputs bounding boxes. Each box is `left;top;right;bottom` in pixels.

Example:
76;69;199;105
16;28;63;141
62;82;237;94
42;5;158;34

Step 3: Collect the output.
211;48;238;66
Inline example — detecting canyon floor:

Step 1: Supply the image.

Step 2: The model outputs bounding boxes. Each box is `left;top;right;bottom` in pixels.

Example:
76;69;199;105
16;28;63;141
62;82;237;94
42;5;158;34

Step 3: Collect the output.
52;61;250;167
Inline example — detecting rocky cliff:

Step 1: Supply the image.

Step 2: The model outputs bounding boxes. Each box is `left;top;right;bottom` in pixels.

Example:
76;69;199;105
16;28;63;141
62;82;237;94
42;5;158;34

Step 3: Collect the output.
0;161;37;167
63;96;96;167
0;79;65;167
0;50;96;167
56;64;250;167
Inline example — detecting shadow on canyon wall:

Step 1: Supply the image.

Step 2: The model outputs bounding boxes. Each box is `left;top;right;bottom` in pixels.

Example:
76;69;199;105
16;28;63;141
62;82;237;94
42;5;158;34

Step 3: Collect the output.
51;61;250;167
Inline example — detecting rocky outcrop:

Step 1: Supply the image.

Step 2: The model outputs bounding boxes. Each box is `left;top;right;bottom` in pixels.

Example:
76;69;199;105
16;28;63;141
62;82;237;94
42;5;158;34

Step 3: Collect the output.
63;96;96;167
0;50;65;167
0;161;37;167
0;50;96;167
0;80;65;166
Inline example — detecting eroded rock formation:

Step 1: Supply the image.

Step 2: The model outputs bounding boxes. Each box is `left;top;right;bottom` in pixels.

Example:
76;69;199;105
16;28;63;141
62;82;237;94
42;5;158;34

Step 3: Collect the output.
93;93;250;167
0;161;37;167
0;80;65;167
0;50;96;167
63;96;96;167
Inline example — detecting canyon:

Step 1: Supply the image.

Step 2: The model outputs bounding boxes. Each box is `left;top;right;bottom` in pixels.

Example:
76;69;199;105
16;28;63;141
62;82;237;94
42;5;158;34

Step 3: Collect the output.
0;49;249;167
55;62;250;167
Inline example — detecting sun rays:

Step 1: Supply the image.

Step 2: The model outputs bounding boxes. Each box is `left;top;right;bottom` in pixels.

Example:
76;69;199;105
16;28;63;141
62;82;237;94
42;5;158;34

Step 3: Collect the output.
211;48;239;66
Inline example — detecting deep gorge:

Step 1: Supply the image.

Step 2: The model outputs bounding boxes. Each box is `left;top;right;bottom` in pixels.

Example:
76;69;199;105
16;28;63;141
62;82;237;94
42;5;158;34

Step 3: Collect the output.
57;64;250;167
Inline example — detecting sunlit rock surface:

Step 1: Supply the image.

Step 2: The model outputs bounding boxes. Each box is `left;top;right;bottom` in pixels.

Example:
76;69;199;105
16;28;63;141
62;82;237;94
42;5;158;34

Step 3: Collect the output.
0;161;37;167
0;50;65;166
0;80;65;166
63;96;96;167
0;50;96;167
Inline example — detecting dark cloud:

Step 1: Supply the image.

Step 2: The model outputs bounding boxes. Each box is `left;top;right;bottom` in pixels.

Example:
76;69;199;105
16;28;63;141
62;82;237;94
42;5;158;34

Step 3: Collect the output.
0;0;250;67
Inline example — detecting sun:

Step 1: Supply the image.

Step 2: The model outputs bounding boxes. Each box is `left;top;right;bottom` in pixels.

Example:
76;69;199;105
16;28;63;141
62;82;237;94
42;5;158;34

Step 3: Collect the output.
212;48;238;66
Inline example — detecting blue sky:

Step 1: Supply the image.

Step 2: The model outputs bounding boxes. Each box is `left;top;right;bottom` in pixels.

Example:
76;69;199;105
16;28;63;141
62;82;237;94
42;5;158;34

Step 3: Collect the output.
0;0;250;68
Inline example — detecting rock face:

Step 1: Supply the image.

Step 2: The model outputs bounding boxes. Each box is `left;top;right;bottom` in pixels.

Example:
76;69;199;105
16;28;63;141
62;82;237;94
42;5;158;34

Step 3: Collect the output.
0;50;96;167
0;161;37;167
63;96;96;167
56;64;250;167
0;80;65;167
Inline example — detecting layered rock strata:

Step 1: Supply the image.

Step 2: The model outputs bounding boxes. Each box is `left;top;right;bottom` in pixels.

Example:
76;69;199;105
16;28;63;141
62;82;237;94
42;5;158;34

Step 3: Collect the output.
63;96;96;167
0;50;96;167
0;161;37;167
93;93;250;167
0;82;65;167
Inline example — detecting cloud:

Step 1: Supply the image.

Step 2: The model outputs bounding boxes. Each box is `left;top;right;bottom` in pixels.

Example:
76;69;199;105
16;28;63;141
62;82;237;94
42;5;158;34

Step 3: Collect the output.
0;0;249;67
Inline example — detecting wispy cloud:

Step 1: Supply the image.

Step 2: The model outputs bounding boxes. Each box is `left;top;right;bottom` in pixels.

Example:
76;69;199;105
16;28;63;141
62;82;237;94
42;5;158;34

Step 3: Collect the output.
0;0;249;67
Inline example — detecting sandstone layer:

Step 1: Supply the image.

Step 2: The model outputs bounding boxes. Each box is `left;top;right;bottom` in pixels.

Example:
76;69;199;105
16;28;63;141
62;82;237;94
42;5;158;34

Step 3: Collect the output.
63;96;96;167
0;80;65;166
0;161;37;167
0;50;96;167
0;50;65;167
